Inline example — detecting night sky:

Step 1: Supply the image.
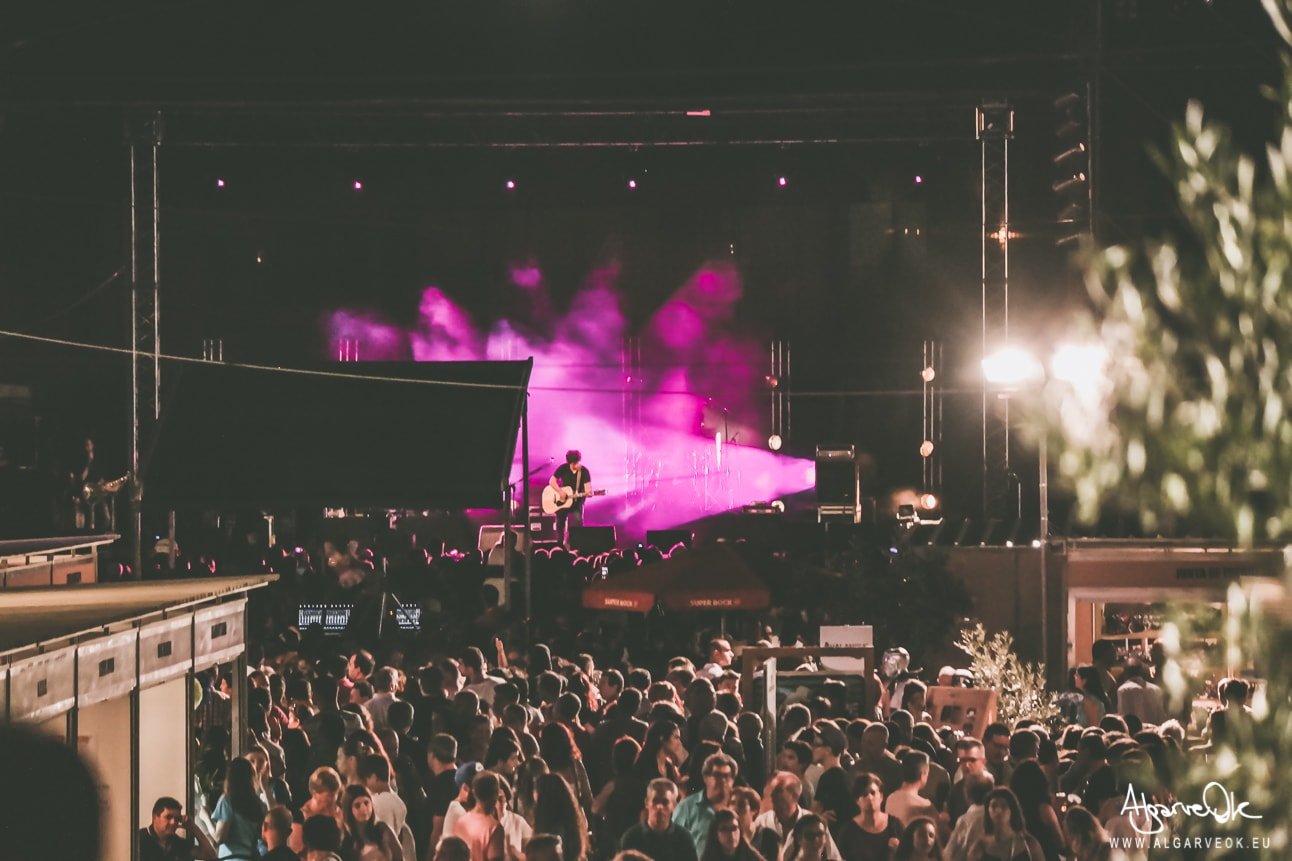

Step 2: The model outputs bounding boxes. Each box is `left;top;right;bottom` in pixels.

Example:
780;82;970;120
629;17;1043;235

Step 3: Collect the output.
0;0;1282;521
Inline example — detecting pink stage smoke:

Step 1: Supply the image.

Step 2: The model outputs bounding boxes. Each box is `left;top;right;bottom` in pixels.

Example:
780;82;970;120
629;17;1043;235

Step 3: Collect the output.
325;258;813;539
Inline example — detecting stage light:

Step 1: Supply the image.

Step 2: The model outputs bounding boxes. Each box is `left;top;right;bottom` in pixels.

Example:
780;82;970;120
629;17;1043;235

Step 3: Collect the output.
216;178;226;188
768;434;783;451
914;175;923;185
353;180;363;191
982;346;1043;388
919;440;934;458
777;176;787;188
921;366;935;382
255;255;263;264
1053;173;1086;194
919;492;939;510
628;179;638;190
765;374;779;389
1053;143;1086;166
771;499;785;512
505;179;516;190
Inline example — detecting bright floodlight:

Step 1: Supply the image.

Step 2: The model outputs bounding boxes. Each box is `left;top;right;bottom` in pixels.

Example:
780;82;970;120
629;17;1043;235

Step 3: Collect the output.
919;492;939;510
628;179;638;189
767;434;783;451
777;176;787;187
982;347;1044;387
1051;342;1108;387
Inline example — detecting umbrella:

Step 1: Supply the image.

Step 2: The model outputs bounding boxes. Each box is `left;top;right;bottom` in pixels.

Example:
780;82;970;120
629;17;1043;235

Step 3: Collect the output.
583;544;771;612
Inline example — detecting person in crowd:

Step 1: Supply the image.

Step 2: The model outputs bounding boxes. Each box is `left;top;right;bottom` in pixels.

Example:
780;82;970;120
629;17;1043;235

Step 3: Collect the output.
525;833;565;861
945;774;993;861
947;737;990;825
619;777;700;860
1088;642;1120;713
513;757;551;828
427;733;462;845
302;814;347;861
540;722;595;815
592;736;647;851
463;645;502;707
752;771;842;861
884;751;941;837
784;813;834;861
341;784;404;861
261;807;299;861
366;667;402;735
532;772;590;861
700;638;736;680
452;770;508;861
967;789;1044;861
855;722;903;794
360;754;415;861
673;751;739;856
434;836;474;861
1116;659;1167;726
837;772;903;861
302;766;346;830
775;738;815;807
894;817;943;861
1008;760;1065;861
980;724;1012;787
141;796;219;861
1063;806;1112;861
700;808;768;861
212;757;268;859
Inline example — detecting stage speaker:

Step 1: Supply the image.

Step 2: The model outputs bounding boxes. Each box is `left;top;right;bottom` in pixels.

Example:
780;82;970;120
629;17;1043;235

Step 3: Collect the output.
527;508;558;542
477;525;531;555
569;525;617;555
646;529;694;551
815;445;859;505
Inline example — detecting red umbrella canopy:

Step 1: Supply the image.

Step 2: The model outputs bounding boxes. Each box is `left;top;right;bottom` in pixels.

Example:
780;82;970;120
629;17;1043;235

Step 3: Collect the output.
583;544;771;613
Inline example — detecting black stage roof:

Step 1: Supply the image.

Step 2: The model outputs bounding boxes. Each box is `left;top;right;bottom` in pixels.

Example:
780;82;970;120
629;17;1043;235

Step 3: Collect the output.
146;360;530;509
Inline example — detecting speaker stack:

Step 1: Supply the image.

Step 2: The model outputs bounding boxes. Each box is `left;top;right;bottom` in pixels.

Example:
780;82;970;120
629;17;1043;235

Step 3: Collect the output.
815;445;861;523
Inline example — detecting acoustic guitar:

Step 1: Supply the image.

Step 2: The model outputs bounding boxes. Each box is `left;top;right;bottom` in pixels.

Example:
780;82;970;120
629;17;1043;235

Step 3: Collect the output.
541;485;606;514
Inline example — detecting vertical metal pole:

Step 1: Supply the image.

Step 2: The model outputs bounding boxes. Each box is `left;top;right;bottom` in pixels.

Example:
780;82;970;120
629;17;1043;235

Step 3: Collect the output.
129;140;141;579
522;393;533;630
1039;429;1050;678
502;476;513;612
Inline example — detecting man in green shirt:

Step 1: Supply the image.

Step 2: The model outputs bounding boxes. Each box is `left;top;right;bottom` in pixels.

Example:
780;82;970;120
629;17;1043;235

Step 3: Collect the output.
671;752;737;856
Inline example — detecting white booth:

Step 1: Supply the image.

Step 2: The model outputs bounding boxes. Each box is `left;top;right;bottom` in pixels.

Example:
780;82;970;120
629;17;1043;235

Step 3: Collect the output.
0;574;274;861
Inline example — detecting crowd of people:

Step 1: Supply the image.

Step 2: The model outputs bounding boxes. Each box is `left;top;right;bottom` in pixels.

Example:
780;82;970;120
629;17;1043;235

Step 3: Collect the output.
128;533;1248;861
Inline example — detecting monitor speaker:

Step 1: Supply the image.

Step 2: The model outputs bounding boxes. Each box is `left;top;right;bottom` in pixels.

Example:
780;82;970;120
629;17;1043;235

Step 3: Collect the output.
477;525;530;554
646;529;694;551
569;525;617;555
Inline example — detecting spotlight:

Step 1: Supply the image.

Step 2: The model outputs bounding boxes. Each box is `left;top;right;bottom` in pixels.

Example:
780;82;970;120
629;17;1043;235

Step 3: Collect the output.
770;499;785;513
353;180;363;191
505;179;516;190
1053;174;1087;194
777;176;788;188
914;175;923;185
628;179;638;190
1053;143;1087;166
767;434;783;451
765;374;779;389
919;440;935;458
921;366;936;382
919;492;939;510
216;178;226;188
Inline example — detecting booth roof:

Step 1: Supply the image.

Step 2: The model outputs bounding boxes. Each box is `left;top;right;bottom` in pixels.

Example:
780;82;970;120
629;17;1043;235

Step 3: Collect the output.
0;575;275;657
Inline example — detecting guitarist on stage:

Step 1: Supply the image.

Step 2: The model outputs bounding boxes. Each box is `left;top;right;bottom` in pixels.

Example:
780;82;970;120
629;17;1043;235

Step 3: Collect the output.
549;449;593;548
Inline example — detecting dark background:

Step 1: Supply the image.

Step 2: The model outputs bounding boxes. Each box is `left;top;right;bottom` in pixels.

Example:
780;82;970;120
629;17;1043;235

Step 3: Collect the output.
0;0;1282;520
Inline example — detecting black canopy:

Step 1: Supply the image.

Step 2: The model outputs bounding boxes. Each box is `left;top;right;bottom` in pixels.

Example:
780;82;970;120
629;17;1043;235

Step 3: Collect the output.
146;360;530;509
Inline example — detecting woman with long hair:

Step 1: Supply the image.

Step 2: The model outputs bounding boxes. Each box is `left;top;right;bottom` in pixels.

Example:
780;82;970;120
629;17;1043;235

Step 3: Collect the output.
338;729;394;789
512;757;550;828
532;772;589;861
968;788;1045;861
632;719;684;788
1063;806;1112;861
538;722;594;815
280;727;314;807
837;772;902;861
1074;666;1107;728
592;736;645;850
212;757;268;860
700;808;768;861
894;818;942;861
341;784;404;861
1009;761;1065;861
